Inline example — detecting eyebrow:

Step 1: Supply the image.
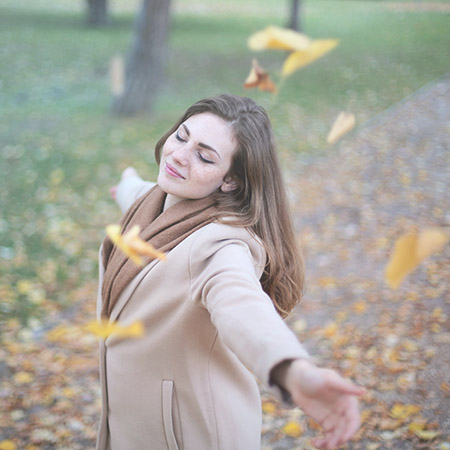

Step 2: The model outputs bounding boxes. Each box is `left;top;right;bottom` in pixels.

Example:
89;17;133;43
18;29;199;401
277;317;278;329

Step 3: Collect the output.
181;124;221;159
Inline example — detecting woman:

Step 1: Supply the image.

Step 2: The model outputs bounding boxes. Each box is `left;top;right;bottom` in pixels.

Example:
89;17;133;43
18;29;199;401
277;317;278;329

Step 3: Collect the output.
97;94;364;450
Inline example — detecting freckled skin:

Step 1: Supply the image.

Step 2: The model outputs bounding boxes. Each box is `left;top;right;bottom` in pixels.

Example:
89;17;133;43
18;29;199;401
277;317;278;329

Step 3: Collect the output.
157;113;237;203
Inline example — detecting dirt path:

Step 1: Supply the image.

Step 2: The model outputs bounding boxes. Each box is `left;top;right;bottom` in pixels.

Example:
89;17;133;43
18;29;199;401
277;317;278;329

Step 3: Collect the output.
260;74;450;449
0;76;449;449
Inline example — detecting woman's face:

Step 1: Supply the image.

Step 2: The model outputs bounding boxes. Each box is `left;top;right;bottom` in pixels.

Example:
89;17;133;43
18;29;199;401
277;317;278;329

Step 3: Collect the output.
157;112;237;201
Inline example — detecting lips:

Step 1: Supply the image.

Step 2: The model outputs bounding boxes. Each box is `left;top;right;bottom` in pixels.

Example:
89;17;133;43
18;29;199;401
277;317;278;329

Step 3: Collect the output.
165;162;185;179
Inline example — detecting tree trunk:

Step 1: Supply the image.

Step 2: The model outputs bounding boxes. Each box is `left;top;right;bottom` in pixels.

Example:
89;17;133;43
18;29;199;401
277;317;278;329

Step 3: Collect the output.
288;0;302;32
86;0;108;26
111;0;171;117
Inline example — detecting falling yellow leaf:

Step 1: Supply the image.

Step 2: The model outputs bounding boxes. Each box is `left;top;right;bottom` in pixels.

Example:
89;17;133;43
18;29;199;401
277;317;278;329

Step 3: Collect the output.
14;371;34;384
282;39;339;76
106;224;166;266
326;111;356;144
416;227;449;261
244;59;277;93
385;228;449;289
390;403;421;420
84;319;145;340
282;421;303;438
248;26;311;52
0;441;17;450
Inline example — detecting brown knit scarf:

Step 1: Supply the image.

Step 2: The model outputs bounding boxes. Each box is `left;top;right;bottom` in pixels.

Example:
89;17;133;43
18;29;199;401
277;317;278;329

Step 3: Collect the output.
101;184;219;318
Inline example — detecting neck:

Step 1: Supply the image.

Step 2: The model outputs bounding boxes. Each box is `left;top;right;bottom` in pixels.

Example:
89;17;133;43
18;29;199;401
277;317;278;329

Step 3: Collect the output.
163;193;184;211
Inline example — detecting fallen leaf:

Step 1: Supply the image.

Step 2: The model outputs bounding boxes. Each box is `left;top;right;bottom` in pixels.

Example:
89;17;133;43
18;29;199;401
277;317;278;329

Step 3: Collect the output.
282;39;339;76
326;111;356;144
282;421;303;438
352;300;367;314
248;26;311;51
13;371;34;384
414;430;441;440
244;59;277;93
390;403;421;420
0;441;17;450
262;400;277;415
106;224;166;266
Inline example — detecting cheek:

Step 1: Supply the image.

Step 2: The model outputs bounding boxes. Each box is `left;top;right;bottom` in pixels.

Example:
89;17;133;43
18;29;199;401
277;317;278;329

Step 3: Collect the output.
191;166;224;189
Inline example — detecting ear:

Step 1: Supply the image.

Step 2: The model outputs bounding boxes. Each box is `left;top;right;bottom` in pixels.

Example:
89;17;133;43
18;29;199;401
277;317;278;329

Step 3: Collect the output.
220;176;240;193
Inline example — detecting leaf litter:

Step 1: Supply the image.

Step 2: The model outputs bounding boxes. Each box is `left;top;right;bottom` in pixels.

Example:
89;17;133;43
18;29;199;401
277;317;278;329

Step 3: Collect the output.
1;78;449;450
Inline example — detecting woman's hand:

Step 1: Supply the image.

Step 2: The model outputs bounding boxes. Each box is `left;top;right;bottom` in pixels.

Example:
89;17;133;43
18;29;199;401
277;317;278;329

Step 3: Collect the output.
273;359;365;450
109;167;139;200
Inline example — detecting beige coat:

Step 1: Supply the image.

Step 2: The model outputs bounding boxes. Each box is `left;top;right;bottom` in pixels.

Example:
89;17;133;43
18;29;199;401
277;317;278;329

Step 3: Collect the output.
96;176;309;450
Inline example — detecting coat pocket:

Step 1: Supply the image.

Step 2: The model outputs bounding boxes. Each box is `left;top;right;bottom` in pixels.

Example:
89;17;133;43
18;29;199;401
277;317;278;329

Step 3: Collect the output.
162;379;182;450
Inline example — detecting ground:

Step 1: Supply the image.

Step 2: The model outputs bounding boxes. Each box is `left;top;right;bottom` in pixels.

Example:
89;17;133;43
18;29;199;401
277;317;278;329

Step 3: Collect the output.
0;76;449;449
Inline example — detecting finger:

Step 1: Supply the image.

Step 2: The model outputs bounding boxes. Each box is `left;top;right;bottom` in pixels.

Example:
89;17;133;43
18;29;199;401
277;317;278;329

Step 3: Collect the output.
311;436;327;449
329;411;351;449
109;186;117;199
326;374;365;396
341;400;361;442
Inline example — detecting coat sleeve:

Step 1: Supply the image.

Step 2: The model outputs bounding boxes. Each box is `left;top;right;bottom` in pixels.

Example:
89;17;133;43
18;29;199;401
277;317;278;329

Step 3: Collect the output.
115;175;155;213
189;226;310;405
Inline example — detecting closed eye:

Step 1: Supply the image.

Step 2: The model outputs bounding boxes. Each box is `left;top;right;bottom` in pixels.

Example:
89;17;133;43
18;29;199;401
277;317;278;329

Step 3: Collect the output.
175;133;185;142
197;152;214;164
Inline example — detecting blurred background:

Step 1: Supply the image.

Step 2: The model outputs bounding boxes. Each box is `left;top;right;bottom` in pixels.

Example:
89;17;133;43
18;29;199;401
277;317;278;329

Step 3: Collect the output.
0;0;449;448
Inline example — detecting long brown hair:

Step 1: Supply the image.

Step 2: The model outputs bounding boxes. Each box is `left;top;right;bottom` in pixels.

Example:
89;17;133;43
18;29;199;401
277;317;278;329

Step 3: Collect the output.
155;94;304;316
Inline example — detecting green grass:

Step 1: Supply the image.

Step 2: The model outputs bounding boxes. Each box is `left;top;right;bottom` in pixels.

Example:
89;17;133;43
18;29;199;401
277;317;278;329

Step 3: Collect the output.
0;0;449;331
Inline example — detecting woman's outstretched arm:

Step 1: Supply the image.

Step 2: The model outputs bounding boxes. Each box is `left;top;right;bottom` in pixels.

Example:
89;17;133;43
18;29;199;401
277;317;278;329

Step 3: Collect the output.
271;358;365;450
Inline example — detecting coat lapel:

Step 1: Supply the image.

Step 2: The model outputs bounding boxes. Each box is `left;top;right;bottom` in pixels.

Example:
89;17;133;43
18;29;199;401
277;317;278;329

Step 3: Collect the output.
108;257;161;323
97;244;162;323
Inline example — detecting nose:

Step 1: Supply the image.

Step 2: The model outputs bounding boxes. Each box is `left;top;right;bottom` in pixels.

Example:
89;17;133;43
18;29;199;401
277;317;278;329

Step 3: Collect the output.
171;143;191;166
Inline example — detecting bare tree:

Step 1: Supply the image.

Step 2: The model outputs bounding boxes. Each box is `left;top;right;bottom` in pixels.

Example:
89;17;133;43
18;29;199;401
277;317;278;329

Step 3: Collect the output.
86;0;109;26
288;0;302;32
111;0;171;116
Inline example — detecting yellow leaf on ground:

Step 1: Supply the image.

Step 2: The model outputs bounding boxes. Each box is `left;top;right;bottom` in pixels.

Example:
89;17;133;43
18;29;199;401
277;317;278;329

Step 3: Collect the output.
414;430;441;440
84;319;145;340
352;300;367;314
282;421;303;438
326;111;356;144
13;371;34;384
262;400;277;415
385;228;449;288
106;224;166;266
244;59;277;93
248;26;311;51
282;39;339;76
323;322;338;338
0;440;17;450
390;403;421;419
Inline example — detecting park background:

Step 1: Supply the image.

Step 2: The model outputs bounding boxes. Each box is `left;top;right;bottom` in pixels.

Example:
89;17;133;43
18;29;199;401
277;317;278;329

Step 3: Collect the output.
0;0;449;448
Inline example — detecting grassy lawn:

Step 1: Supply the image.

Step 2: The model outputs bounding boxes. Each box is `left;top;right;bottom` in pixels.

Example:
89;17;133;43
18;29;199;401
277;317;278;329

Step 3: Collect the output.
0;0;449;330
